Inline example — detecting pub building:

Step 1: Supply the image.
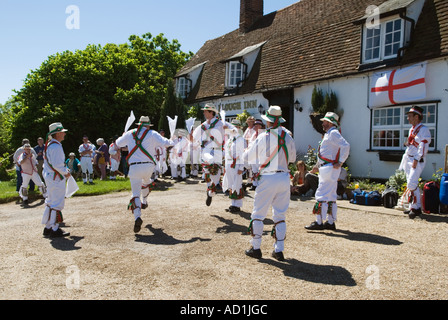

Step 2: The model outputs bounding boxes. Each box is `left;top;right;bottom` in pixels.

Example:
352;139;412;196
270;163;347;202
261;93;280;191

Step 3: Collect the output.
174;0;448;180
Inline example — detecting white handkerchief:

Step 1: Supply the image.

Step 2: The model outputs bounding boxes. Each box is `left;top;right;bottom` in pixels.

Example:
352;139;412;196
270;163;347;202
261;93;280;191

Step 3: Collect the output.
65;175;79;198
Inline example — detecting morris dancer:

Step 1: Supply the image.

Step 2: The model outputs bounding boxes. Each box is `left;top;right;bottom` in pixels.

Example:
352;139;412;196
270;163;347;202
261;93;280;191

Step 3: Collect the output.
247;119;264;190
399;106;431;219
78;135;95;184
109;136;121;180
243;106;296;261
154;130;168;180
115;116;174;233
243;116;256;187
42;122;71;238
223;119;246;213
305;112;350;231
172;129;190;182
191;103;225;206
18;143;47;205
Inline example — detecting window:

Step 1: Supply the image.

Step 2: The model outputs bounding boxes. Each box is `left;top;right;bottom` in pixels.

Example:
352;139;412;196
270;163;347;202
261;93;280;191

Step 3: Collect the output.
176;77;190;98
225;61;245;88
372;104;436;150
363;18;403;63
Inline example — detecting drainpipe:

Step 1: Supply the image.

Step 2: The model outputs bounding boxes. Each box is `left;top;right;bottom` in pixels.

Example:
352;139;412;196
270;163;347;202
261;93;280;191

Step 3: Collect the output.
397;9;416;60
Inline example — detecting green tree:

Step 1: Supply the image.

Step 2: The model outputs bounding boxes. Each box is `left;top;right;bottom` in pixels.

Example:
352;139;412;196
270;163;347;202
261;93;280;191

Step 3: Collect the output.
158;80;188;137
9;33;192;154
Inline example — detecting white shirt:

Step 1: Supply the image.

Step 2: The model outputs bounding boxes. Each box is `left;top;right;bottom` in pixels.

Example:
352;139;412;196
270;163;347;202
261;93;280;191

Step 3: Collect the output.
243;127;296;174
13;146;37;170
225;134;246;171
405;123;431;161
317;127;350;167
116;127;173;164
78;142;96;158
192;117;225;151
18;152;38;175
43;139;69;179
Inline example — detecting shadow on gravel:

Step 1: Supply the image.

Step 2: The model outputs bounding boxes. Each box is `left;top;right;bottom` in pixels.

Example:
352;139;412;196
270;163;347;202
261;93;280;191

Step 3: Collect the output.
49;236;84;251
259;258;357;286
135;224;211;245
212;214;274;235
314;229;402;246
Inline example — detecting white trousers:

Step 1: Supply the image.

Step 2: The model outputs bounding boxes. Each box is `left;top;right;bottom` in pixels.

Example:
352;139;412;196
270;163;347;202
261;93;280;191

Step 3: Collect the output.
401;156;426;210
110;158;120;172
313;164;340;223
128;162;155;220
42;173;66;231
20;172;46;200
170;162;186;178
80;157;94;174
250;172;290;253
223;166;244;208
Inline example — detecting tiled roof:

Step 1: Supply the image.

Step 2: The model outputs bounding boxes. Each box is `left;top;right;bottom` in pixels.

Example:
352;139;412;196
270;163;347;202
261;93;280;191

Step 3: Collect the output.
177;0;448;103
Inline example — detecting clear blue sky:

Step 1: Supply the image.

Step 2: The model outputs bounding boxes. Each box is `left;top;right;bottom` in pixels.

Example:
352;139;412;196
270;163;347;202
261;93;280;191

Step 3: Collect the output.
0;0;298;105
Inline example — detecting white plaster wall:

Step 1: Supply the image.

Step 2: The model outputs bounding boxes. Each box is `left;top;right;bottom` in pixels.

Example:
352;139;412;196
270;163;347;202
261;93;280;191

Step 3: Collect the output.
294;58;448;181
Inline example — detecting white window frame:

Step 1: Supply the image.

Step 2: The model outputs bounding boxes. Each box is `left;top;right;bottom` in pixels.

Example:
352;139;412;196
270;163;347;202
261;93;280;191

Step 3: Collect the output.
363;17;404;63
176;77;190;98
371;104;437;151
225;61;245;88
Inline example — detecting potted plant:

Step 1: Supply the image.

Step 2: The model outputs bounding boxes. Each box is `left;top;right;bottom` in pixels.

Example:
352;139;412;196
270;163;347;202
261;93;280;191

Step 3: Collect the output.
309;86;339;135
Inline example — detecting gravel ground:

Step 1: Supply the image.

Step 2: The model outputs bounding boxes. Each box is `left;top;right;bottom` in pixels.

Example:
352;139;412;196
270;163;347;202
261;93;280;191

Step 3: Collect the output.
0;177;447;300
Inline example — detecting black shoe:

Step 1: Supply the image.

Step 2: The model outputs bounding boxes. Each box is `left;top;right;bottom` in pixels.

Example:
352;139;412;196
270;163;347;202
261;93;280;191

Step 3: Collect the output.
323;221;336;230
226;206;240;213
245;247;262;259
271;250;285;261
141;203;148;210
43;227;51;238
409;208;422;219
23;199;29;206
49;228;70;238
305;221;324;230
134;217;143;233
206;194;212;206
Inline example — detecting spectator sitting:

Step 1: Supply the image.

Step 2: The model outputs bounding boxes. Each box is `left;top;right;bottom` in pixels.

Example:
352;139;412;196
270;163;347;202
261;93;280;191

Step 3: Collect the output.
291;160;310;196
65;152;81;180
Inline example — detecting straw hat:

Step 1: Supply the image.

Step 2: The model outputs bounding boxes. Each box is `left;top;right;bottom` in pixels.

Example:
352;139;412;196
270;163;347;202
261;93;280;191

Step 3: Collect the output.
246;116;255;123
175;128;188;137
231;118;242;126
136;116;153;126
320;112;339;127
261;106;286;123
201;103;219;114
48;122;68;135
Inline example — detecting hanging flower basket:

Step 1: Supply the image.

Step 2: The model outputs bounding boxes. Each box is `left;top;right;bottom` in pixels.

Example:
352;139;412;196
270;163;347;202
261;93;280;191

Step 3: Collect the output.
309;113;325;135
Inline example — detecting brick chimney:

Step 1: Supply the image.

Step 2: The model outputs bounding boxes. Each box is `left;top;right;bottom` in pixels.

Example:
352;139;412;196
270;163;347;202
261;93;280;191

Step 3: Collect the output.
240;0;264;33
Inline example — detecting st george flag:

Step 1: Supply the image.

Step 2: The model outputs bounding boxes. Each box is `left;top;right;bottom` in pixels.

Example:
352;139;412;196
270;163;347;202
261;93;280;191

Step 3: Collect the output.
369;62;427;108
